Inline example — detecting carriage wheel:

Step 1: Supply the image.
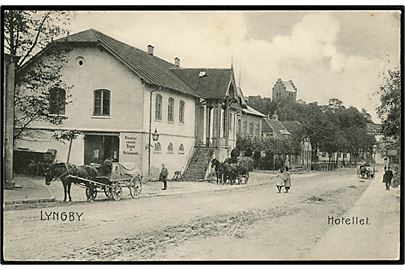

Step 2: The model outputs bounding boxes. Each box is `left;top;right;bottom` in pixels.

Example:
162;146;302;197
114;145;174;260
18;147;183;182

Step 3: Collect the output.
111;182;122;201
85;185;97;201
104;187;113;199
129;177;142;198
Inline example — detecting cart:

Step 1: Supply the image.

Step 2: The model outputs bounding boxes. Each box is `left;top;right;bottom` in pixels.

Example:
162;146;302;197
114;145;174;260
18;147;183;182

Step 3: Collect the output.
71;162;142;201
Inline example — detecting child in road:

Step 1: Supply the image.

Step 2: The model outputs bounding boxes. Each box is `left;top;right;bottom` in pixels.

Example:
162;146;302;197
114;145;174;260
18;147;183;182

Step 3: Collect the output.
283;166;291;193
276;168;285;193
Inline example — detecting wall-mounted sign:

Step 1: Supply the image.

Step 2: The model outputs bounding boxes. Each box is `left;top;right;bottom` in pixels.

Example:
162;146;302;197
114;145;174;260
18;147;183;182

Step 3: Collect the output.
123;135;139;155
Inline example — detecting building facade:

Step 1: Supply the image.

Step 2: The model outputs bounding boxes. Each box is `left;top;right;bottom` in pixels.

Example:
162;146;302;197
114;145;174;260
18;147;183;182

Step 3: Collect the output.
16;29;199;179
15;29;252;179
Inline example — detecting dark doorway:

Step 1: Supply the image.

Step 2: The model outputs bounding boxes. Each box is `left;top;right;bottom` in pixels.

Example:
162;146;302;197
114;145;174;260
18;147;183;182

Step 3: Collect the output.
84;135;119;165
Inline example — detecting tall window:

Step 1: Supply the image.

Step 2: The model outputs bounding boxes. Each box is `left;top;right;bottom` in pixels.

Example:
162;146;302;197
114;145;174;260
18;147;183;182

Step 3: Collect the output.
179;100;185;123
93;89;110;116
168;97;174;122
243;121;247;136
238;119;241;135
155;94;162;120
256;123;260;138
249;123;254;136
49;88;66;115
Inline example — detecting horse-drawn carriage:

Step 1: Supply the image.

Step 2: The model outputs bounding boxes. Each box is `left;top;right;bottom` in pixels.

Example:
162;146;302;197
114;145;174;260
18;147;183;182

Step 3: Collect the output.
356;161;374;179
211;150;253;185
45;160;142;202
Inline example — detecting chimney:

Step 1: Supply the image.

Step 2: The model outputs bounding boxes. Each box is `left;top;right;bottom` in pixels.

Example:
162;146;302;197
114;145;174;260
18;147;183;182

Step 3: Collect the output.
147;45;154;55
272;113;279;120
174;57;180;67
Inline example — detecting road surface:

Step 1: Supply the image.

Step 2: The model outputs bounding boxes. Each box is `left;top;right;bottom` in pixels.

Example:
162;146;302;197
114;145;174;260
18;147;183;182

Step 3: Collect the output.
3;168;400;261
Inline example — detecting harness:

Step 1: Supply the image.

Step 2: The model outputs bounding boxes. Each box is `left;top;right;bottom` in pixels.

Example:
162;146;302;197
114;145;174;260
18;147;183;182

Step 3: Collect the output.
52;163;77;181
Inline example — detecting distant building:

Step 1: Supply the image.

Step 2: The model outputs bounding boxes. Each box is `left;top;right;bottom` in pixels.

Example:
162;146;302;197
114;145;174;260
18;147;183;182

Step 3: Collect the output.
262;113;291;140
237;105;265;139
262;113;312;169
272;78;297;103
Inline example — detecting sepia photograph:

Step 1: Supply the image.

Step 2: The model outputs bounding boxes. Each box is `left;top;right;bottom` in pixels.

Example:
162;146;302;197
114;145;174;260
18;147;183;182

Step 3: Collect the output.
2;7;403;262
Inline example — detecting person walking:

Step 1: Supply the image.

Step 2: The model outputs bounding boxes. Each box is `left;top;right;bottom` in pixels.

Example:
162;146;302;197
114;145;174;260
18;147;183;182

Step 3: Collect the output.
283;166;291;193
159;164;169;190
383;166;394;190
276;168;285;193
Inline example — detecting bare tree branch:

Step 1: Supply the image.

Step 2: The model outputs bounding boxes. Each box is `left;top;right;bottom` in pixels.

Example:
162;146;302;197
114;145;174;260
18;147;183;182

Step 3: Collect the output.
18;11;51;66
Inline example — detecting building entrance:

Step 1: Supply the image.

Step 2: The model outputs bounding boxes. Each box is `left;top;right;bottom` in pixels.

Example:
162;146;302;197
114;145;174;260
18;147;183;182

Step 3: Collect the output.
84;134;119;165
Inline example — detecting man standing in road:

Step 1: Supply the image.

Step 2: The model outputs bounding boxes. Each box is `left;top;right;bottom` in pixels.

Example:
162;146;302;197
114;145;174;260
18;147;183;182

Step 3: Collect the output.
160;164;169;190
382;166;394;190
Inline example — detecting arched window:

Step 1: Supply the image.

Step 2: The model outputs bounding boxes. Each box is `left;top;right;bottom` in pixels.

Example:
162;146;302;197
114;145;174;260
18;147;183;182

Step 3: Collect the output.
168;97;174;122
178;144;184;154
155;94;162;120
93;89;110;116
238;119;242;135
167;143;173;153
154;142;161;152
49;88;66;115
179;100;185;123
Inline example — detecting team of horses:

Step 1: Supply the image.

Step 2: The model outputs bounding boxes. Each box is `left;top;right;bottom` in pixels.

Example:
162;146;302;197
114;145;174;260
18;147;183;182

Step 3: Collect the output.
211;157;252;185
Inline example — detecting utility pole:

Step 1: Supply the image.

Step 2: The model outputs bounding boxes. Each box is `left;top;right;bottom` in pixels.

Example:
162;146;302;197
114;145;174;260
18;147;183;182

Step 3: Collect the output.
148;88;158;178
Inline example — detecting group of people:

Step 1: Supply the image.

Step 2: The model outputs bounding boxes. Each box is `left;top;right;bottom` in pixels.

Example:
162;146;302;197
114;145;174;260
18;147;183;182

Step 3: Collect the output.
276;166;291;193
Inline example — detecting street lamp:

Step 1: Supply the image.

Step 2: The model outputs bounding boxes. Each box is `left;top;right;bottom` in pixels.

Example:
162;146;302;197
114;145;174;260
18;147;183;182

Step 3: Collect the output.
152;129;159;141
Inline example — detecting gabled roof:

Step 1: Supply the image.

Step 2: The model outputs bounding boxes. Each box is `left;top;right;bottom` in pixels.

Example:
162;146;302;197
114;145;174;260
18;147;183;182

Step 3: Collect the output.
171;68;234;99
262;117;291;139
243;105;265;117
54;29;199;97
236;86;248;107
274;79;297;93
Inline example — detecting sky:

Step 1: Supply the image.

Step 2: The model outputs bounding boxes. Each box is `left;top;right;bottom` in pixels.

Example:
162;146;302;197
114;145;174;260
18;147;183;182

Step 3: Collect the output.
68;11;401;122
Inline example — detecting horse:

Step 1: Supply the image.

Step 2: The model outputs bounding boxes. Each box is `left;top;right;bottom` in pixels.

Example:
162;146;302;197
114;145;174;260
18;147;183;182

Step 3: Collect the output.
211;158;224;184
45;163;98;202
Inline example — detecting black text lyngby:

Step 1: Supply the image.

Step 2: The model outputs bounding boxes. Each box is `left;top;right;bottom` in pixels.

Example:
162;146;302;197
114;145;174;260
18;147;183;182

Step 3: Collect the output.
328;216;370;225
40;210;84;221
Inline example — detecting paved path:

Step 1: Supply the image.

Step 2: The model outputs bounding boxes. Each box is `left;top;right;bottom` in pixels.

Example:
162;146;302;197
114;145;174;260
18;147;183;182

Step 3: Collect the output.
309;167;401;260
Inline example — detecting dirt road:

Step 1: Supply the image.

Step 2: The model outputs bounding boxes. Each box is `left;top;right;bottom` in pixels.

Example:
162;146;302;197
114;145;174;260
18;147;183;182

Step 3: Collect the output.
3;169;393;261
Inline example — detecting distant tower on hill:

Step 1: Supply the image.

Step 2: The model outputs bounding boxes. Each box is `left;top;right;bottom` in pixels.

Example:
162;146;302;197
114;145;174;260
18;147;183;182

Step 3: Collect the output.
272;78;297;103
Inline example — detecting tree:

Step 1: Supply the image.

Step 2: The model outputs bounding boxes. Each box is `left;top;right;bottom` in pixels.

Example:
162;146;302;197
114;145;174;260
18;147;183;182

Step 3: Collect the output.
4;10;72;140
377;67;401;139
